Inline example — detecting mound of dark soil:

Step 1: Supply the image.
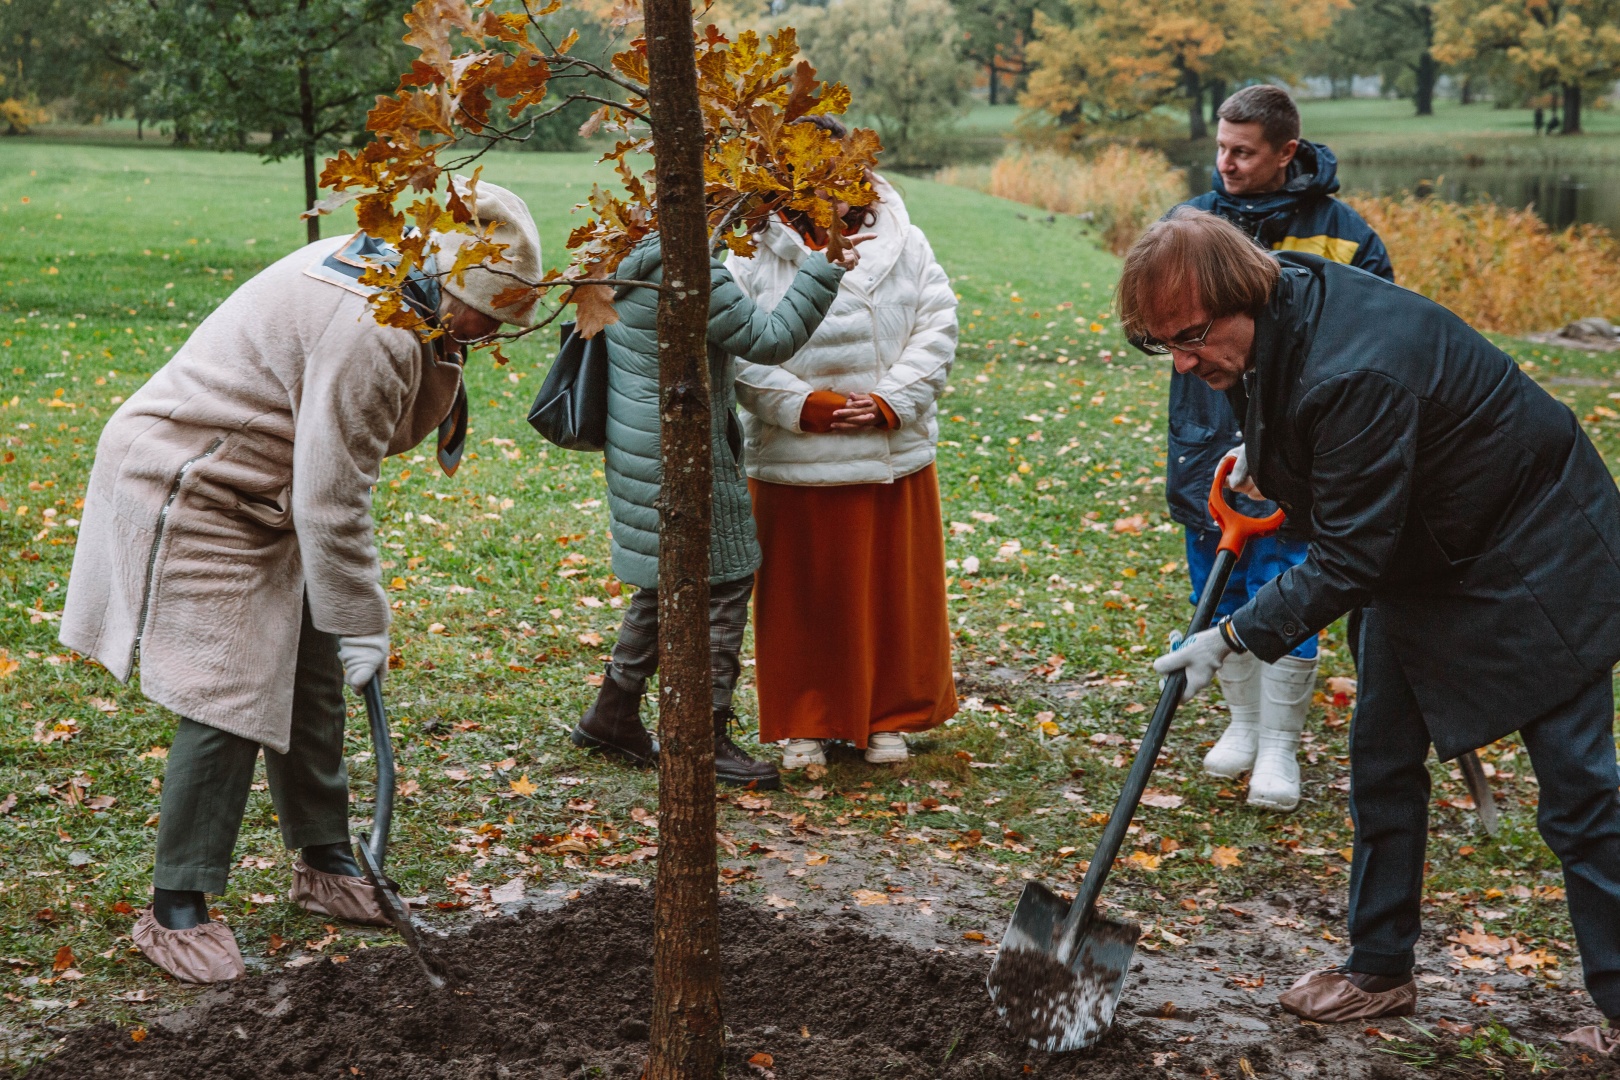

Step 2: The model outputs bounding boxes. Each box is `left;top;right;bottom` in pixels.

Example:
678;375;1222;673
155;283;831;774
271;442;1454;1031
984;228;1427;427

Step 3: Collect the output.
25;888;1614;1079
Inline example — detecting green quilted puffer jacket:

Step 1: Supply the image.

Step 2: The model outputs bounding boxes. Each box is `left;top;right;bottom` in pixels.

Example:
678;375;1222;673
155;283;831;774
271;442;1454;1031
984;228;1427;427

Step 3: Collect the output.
602;236;844;589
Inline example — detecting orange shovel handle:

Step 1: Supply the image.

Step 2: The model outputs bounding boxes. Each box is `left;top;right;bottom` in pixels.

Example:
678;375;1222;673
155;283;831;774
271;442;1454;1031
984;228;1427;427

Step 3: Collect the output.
1207;453;1286;557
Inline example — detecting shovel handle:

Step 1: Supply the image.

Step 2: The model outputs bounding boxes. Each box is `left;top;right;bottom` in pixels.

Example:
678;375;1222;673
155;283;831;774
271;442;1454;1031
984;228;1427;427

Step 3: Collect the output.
361;674;394;870
1057;463;1284;958
1208;453;1286;557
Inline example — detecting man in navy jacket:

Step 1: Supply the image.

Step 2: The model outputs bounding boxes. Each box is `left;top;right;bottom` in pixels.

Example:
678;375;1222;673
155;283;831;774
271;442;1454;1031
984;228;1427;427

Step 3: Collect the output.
1169;84;1393;814
1137;209;1620;1052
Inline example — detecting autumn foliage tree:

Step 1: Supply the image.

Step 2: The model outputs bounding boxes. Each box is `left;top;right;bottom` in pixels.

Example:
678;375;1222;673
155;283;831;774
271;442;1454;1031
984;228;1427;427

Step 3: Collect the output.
318;2;877;1075
1020;0;1342;141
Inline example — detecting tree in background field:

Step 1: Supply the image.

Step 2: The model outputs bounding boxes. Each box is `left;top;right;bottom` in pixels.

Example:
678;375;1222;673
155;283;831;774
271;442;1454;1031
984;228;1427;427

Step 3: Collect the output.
1020;0;1341;142
950;0;1056;105
96;0;414;241
1317;0;1441;114
787;0;974;162
1434;0;1620;134
0;0;138;127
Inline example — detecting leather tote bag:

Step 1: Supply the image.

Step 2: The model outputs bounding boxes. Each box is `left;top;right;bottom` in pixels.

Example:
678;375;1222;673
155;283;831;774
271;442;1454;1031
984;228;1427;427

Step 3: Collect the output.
528;321;609;452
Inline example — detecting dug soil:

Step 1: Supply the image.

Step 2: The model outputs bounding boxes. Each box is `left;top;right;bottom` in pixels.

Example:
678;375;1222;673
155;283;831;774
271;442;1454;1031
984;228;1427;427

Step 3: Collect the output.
26;885;1615;1079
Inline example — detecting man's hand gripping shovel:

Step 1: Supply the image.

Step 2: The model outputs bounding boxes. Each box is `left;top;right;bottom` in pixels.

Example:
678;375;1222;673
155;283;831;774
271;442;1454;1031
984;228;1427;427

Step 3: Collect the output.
987;455;1283;1051
356;674;453;990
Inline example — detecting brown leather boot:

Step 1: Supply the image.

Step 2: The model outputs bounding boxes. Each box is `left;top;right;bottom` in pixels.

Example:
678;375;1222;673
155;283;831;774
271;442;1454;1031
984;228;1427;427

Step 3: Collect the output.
715;707;780;790
571;669;656;765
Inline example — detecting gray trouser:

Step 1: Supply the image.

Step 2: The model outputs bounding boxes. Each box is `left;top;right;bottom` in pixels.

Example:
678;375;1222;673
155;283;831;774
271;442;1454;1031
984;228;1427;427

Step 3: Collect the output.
153;601;351;894
607;575;753;711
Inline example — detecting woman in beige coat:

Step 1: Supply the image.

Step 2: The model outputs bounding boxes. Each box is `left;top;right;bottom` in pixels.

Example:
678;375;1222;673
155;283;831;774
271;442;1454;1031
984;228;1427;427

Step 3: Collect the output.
61;182;540;983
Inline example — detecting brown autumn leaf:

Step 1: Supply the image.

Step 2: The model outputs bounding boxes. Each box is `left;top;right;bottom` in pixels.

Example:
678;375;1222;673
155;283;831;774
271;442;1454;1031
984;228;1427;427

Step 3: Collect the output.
52;945;75;973
1210;846;1242;868
0;793;16;815
748;1053;774;1069
1125;851;1161;872
570;284;620;338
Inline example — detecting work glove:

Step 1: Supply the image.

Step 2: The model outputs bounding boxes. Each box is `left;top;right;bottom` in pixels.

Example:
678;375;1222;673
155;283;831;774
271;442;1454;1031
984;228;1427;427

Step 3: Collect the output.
1224;444;1263;500
1152;626;1233;705
337;632;390;691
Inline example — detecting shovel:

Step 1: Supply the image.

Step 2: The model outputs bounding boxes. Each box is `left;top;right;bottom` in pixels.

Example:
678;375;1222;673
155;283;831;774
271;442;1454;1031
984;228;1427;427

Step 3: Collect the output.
987;454;1283;1051
355;673;449;990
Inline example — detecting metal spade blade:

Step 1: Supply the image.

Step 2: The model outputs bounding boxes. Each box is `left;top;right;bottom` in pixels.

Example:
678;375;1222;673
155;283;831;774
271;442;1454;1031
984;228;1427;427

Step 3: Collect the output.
987;882;1140;1051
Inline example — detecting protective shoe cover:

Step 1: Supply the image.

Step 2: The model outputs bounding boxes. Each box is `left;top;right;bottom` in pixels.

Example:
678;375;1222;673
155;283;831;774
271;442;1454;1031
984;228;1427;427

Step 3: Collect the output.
865;732;910;764
1203;650;1262;778
1278;969;1415;1022
291;860;394;927
1249;654;1316;811
133;910;246;984
782;739;826;769
1561;1024;1619;1055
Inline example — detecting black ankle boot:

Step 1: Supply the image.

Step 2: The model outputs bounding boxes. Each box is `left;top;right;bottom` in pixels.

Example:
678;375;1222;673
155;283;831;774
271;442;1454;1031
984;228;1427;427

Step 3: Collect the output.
301;841;363;877
714;708;780;790
572;667;657;765
153;887;210;930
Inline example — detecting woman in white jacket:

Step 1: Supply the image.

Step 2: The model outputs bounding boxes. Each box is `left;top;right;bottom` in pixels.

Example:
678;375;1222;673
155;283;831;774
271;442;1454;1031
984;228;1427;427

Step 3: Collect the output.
731;153;958;766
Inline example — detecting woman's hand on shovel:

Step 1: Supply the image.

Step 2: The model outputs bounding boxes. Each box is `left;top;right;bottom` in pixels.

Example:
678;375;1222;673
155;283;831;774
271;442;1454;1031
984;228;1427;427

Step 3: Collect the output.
1152;625;1234;704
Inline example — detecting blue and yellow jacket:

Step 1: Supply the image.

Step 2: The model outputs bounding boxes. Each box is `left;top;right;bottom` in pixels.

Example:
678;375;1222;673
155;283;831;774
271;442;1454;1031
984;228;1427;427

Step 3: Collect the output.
1167;140;1394;534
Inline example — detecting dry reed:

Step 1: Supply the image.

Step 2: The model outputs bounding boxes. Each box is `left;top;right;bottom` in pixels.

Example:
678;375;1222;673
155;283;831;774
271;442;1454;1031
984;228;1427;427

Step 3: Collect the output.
1347;194;1620;335
937;146;1186;255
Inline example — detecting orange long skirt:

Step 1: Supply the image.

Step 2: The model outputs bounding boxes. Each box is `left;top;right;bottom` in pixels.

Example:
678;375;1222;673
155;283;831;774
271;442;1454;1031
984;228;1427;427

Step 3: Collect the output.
749;464;957;747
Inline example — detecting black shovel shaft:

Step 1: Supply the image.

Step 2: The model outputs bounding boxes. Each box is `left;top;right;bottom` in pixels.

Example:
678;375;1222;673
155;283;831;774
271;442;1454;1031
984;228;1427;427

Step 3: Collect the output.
362;674;394;869
1059;545;1240;955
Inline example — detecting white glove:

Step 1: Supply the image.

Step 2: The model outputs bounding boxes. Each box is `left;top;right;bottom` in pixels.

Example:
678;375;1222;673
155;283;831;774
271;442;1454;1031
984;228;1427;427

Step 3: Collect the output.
1152;626;1233;705
1225;444;1263;499
337;632;390;691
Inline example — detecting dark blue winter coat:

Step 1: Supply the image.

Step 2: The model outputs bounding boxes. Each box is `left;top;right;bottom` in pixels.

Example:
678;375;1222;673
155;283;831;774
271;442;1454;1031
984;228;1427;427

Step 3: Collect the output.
1166;141;1394;534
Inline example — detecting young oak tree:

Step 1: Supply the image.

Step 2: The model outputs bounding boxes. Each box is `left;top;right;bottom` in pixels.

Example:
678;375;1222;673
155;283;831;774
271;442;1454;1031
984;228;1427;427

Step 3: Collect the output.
316;2;877;1074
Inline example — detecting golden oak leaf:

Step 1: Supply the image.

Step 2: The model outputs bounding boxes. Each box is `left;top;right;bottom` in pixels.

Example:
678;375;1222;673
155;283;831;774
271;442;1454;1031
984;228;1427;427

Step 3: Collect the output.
509;774;538;797
1210;846;1242;868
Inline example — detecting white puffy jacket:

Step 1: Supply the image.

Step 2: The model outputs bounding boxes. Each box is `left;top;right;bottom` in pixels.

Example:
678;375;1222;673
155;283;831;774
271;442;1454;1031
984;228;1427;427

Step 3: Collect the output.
730;176;958;486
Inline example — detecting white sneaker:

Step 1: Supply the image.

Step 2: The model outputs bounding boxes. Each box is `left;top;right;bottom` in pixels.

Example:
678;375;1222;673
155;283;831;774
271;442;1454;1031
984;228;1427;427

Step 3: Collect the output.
781;739;826;769
864;732;909;764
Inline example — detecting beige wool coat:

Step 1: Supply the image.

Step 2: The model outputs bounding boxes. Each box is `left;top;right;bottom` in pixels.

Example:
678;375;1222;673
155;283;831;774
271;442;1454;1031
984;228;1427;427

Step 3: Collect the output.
60;234;462;752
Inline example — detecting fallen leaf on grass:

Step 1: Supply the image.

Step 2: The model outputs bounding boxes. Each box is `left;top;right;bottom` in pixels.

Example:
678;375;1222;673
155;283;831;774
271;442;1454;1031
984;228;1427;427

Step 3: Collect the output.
1450;923;1513;956
599;847;657;867
852;889;889;906
248;893;277;905
1139;789;1183;809
508;775;538;797
804;762;827;780
88;697;118;714
577;631;603;646
0;794;15;815
489;878;526;904
1504;948;1558;972
804;852;829;866
1210;846;1242;868
1434;1018;1474;1036
1112;514;1146;535
0;653;17;679
52;946;74;973
1125;851;1161;871
735;795;771;812
541;837;591;856
764;894;796;910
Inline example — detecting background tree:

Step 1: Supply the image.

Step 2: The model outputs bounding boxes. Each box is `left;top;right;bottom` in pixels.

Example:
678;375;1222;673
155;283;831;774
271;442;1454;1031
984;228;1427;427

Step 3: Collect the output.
951;0;1053;105
1312;0;1441;114
100;0;414;241
1020;0;1340;142
1435;0;1620;134
787;0;974;163
0;0;138;127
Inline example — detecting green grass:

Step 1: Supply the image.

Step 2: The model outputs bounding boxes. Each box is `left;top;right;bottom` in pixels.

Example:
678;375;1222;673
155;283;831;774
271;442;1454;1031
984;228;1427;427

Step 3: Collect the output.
1;141;1617;1067
1294;97;1620;165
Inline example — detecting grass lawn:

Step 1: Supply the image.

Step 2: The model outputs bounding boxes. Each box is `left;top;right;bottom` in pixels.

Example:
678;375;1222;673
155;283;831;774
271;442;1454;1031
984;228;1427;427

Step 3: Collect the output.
1294;97;1620;165
2;140;1618;1066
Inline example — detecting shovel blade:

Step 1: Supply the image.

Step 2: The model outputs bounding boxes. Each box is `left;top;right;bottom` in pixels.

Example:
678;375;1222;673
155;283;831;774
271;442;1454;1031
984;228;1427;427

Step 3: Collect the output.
357;833;447;990
987;882;1140;1052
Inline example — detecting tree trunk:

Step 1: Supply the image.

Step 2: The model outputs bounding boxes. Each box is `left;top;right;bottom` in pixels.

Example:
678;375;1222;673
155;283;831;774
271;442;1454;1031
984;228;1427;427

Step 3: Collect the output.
987;62;997;106
1562;82;1582;135
643;0;721;1077
1208;78;1227;124
1185;71;1206;140
299;58;320;243
1414;51;1436;116
1460;74;1474;106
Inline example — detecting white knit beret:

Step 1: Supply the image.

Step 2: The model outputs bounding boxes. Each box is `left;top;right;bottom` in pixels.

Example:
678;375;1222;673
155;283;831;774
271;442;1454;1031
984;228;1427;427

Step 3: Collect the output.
436;177;542;327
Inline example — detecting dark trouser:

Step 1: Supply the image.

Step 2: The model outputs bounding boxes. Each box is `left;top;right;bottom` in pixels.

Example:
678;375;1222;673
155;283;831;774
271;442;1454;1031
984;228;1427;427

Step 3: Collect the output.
1347;608;1620;1017
607;575;753;712
153;601;351;895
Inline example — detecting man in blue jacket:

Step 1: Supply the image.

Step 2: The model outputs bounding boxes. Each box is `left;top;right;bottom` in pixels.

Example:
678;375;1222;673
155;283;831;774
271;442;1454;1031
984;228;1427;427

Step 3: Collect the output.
1168;84;1393;812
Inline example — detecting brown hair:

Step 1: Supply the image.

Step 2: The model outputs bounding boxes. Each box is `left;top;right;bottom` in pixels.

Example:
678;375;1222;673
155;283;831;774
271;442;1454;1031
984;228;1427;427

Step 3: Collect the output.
1115;207;1280;339
1217;84;1300;150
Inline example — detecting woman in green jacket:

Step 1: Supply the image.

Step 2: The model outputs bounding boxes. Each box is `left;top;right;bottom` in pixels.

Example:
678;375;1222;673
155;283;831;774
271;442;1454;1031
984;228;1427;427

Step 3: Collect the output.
571;232;867;788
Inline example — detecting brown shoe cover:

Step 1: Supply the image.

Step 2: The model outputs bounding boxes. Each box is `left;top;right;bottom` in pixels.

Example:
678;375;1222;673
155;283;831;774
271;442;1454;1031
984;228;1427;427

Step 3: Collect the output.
1560;1025;1620;1055
132;910;246;984
1278;969;1416;1023
290;860;394;927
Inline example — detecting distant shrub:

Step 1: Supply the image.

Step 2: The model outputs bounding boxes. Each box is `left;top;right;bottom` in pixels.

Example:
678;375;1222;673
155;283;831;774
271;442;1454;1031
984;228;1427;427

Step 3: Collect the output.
937;146;1184;255
1;98;48;135
1347;194;1620;335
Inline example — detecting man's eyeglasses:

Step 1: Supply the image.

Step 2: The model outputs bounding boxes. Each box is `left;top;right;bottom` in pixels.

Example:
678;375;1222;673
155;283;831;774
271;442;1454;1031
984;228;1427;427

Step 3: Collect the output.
1129;318;1215;356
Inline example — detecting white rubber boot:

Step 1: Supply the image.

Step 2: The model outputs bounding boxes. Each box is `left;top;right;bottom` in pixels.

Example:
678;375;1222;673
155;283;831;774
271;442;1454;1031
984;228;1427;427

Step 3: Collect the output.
1248;654;1317;811
1203;650;1262;779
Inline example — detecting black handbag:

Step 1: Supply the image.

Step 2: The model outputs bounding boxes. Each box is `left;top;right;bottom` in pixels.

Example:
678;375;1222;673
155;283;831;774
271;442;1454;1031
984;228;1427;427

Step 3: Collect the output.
528;321;610;452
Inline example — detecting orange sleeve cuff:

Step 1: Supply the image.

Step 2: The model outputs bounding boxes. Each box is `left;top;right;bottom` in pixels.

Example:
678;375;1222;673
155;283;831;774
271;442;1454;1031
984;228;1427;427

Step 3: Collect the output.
872;394;900;430
800;391;847;434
